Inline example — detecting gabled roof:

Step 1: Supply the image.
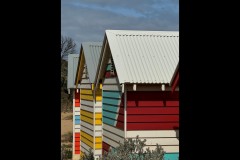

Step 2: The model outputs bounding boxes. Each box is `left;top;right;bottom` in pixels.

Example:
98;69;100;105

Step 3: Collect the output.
95;30;179;84
75;42;102;85
67;54;80;89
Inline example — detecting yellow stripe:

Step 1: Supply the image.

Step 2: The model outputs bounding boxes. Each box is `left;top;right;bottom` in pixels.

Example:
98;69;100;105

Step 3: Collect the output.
92;84;94;90
95;137;102;143
95;119;102;125
81;110;93;118
81;89;93;95
95;143;102;149
95;113;102;119
81;95;93;101
100;83;102;89
81;115;93;124
81;136;93;148
96;96;102;101
81;131;93;142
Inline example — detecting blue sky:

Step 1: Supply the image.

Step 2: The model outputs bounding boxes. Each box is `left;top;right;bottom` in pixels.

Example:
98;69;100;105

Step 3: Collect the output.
61;0;179;53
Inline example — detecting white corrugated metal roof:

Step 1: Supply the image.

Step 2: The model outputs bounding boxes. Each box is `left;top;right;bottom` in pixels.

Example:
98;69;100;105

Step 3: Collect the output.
105;30;179;84
81;42;102;83
67;54;80;89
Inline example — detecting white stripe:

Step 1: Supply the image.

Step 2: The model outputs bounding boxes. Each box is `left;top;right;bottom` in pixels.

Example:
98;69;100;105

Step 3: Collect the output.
81;125;93;136
94;149;102;155
80;84;91;89
75;125;81;129
81;105;102;113
81;121;102;131
144;146;179;153
81;142;91;154
75;111;80;115
103;77;118;84
103;129;124;144
103;124;125;138
81;100;94;107
81;79;90;84
81;105;94;112
103;84;122;91
127;130;179;138
95;130;102;137
95;101;102;107
103;136;120;148
75;107;80;111
75;129;80;132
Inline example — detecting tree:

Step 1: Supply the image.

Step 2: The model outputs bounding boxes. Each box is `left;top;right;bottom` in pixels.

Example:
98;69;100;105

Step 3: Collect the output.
61;35;77;60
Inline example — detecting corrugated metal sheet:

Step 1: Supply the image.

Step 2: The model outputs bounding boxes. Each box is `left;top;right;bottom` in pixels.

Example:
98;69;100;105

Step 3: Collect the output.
67;54;81;89
105;30;179;84
81;42;102;83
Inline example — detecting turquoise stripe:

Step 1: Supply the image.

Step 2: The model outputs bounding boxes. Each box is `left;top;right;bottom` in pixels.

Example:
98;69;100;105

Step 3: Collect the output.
75;115;80;120
103;97;120;106
103;91;122;99
103;117;115;126
164;153;179;160
103;104;119;113
103;110;117;120
106;64;112;71
75;119;80;125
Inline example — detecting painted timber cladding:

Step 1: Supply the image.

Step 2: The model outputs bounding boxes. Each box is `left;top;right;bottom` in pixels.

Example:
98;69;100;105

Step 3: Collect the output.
96;30;179;160
77;42;103;159
105;30;179;84
74;90;81;154
80;64;102;158
126;91;179;155
102;55;125;154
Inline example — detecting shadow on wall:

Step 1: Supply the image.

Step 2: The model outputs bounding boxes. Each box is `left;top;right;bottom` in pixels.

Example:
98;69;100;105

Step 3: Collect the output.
174;126;179;140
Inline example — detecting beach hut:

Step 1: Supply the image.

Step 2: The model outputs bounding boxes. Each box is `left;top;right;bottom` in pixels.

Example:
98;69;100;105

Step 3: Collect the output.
75;42;103;159
67;54;81;160
94;30;179;160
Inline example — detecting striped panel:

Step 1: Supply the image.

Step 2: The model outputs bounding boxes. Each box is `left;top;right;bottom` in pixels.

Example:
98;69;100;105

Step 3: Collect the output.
103;77;118;84
127;130;178;138
102;84;122;91
127;91;179;130
80;84;92;89
75;133;80;154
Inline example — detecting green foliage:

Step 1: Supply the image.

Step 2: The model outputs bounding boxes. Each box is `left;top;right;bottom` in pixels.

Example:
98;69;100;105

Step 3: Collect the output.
61;144;72;160
80;149;94;160
81;136;165;160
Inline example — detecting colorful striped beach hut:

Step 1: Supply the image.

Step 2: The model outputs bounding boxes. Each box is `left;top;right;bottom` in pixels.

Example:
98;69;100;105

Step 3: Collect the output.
75;42;103;159
67;54;81;160
94;30;179;160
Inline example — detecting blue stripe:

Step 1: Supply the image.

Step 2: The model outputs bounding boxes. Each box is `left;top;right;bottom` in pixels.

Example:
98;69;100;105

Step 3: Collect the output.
103;91;122;99
103;117;115;126
75;115;80;120
102;97;120;106
75;119;80;125
103;104;119;113
103;110;117;120
164;153;179;160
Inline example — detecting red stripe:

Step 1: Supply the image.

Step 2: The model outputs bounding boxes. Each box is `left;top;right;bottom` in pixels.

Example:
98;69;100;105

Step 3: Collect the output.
127;115;179;122
116;121;124;130
127;107;179;115
75;141;80;146
75;137;80;141
75;150;80;154
103;142;111;155
105;72;117;78
75;133;80;137
75;90;80;107
127;91;179;100
127;123;179;130
127;101;164;107
166;101;179;107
